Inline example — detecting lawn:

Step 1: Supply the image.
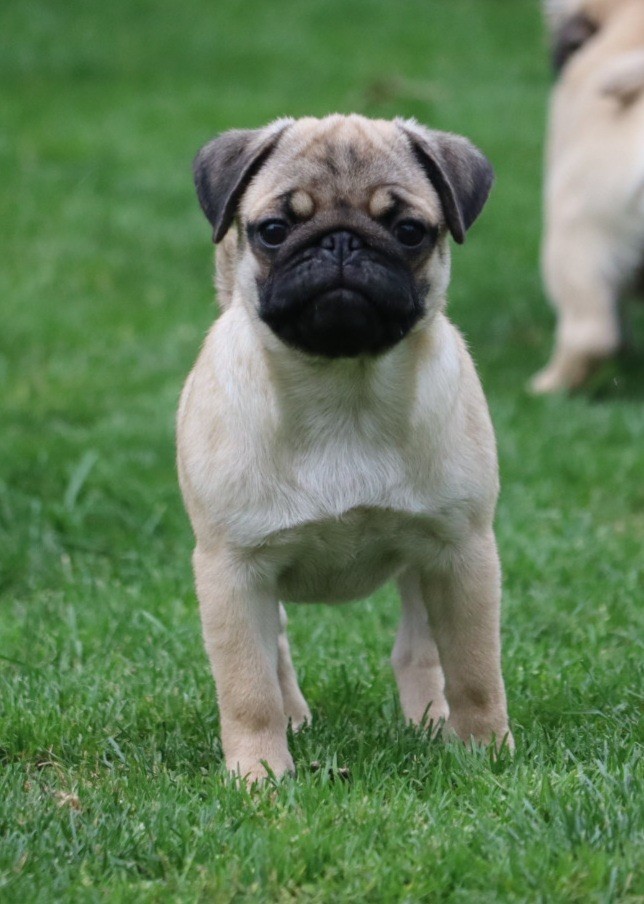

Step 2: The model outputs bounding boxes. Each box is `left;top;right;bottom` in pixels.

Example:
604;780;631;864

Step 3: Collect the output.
1;0;642;900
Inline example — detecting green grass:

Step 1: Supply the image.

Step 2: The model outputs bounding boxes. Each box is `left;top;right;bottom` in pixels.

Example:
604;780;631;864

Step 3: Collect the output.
1;0;643;900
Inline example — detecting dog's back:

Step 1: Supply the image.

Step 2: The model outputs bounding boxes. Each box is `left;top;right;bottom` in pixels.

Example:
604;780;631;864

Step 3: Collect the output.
548;1;644;181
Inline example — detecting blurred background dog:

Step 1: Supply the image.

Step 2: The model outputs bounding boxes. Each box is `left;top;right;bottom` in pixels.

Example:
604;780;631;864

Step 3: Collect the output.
532;0;644;393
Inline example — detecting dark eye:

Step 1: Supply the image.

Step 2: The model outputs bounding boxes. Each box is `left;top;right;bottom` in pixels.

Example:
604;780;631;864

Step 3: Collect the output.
394;219;427;248
257;219;289;248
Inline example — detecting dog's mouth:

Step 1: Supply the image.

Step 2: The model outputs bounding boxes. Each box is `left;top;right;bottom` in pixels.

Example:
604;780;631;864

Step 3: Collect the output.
258;238;424;358
271;285;393;358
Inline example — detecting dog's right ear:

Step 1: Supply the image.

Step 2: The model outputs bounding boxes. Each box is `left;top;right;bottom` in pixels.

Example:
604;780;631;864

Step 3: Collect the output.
551;14;598;74
193;119;293;243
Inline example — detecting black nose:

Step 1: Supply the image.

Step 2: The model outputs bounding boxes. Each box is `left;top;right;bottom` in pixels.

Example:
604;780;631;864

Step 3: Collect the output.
319;230;364;258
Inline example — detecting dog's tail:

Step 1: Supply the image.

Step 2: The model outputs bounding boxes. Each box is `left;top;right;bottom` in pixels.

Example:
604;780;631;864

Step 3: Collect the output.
601;50;644;105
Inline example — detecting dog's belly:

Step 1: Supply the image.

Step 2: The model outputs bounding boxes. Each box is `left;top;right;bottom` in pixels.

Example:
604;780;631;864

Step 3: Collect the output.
257;506;445;604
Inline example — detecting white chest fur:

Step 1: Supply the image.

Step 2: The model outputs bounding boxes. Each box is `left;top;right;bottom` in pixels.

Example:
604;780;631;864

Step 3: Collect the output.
177;308;497;601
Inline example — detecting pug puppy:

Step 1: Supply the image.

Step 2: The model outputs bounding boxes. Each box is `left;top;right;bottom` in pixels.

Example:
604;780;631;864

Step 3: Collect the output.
532;0;644;393
177;115;512;782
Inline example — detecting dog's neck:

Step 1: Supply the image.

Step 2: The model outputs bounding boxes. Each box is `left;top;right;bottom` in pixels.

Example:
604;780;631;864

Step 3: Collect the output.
256;313;449;446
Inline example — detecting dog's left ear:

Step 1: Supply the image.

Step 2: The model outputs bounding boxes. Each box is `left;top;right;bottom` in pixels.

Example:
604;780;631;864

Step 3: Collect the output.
193;118;294;243
397;120;494;244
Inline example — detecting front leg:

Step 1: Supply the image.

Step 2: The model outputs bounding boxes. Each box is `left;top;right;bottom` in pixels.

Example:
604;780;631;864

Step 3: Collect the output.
193;544;294;782
420;530;513;750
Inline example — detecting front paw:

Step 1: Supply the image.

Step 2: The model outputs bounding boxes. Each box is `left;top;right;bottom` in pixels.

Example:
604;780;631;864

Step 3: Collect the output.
225;735;295;785
445;710;514;753
229;758;295;785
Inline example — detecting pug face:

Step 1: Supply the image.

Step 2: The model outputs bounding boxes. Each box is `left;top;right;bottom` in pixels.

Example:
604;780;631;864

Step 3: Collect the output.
194;115;494;358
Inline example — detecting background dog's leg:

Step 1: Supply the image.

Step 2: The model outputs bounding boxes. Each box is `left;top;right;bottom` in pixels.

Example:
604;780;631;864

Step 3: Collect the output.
193;546;294;782
392;570;449;730
531;224;622;393
420;531;513;751
277;603;311;731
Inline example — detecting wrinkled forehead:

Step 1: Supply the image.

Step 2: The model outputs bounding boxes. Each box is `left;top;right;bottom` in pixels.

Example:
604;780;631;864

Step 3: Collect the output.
241;117;442;222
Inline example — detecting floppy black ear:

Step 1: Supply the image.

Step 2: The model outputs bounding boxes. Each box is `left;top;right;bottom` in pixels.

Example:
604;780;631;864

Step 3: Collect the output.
193;119;293;243
397;120;494;244
551;14;597;74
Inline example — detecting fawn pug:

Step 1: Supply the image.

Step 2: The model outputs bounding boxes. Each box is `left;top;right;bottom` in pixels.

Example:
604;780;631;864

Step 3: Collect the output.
177;114;512;782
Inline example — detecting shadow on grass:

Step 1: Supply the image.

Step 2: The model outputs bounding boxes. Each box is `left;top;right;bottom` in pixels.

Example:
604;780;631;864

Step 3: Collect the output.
584;348;644;403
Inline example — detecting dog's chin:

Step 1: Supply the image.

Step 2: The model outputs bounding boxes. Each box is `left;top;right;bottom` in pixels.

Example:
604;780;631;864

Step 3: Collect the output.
259;271;425;359
261;287;420;358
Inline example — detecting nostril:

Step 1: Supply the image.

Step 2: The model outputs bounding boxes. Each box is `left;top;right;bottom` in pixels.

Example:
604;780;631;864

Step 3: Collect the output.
320;230;363;255
320;233;337;251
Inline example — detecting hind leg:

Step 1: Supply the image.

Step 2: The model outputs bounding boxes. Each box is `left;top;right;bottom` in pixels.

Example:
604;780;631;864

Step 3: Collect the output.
392;570;449;730
531;222;622;393
277;604;311;731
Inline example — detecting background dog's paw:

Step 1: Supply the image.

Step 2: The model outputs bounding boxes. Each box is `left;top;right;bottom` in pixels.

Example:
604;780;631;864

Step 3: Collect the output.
529;348;615;395
529;364;570;394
